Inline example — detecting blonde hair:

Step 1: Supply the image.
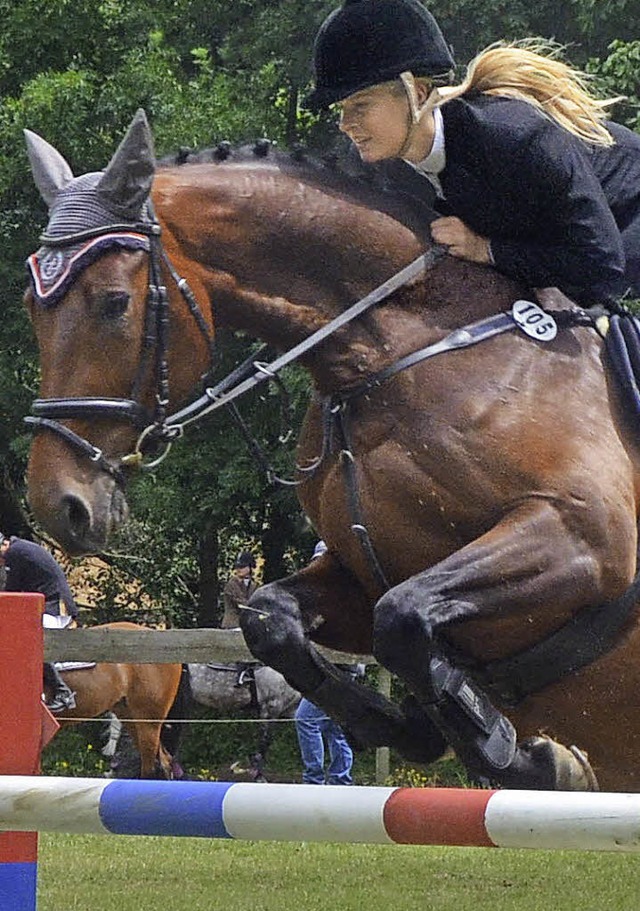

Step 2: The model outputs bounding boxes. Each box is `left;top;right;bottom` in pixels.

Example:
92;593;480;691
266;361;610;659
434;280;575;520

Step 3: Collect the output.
429;40;622;146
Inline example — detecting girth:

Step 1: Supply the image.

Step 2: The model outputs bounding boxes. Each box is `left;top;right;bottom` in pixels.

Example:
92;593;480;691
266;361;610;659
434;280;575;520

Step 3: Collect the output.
478;567;640;705
323;302;640;703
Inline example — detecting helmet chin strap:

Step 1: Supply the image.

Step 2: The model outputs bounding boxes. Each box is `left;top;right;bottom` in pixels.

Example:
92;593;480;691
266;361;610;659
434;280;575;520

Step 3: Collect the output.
397;70;439;158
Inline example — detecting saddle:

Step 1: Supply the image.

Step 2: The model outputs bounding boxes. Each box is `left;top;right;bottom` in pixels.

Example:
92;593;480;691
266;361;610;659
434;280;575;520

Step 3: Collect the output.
205;661;260;708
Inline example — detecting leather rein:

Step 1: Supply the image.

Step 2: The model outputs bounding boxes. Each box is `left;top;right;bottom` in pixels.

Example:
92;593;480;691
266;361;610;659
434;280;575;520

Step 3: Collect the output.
25;215;535;492
28;216;627;704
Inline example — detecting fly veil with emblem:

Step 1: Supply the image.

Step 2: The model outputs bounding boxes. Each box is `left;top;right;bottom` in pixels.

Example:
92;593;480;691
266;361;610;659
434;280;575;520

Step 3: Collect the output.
25;109;156;308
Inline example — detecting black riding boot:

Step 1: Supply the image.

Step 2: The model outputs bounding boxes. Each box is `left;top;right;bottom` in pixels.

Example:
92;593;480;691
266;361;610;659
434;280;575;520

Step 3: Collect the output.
43;662;76;712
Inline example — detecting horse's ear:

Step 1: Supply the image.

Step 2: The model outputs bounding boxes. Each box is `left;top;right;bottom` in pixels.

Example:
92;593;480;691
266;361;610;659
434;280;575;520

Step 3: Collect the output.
24;129;74;208
97;108;156;219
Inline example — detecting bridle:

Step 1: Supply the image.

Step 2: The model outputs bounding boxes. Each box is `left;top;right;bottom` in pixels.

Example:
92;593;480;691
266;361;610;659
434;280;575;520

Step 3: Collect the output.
26;199;630;692
26;211;445;482
27;208;594;593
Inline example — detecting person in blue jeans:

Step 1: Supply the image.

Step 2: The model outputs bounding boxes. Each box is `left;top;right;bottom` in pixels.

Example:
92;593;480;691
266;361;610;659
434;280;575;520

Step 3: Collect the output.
294;541;364;784
295;696;355;785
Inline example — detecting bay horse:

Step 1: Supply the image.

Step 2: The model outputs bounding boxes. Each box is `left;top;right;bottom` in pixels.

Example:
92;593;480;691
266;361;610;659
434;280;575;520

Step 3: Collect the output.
47;621;184;778
22;110;640;791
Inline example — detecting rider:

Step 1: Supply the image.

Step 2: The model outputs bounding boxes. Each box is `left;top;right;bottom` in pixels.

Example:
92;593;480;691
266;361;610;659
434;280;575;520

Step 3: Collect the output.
0;532;78;712
221;551;259;629
306;0;640;307
221;551;260;686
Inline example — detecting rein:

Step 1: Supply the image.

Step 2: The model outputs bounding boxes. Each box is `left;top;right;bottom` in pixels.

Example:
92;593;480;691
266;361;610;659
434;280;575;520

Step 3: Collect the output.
29;210;626;694
26;214;600;596
26;222;456;480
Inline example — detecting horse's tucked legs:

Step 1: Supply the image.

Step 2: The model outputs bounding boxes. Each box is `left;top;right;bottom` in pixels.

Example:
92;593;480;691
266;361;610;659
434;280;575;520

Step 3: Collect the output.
241;579;447;765
374;502;604;790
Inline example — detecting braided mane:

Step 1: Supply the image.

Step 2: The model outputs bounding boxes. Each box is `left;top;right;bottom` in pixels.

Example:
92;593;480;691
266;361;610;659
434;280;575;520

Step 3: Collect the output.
158;139;436;237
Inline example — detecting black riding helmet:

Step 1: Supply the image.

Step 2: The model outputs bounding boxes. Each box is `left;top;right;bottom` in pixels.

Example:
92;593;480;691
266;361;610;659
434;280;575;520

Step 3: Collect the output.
307;0;454;112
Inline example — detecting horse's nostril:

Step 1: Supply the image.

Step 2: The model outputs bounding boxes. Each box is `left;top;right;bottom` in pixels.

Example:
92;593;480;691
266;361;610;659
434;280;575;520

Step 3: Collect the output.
61;494;91;541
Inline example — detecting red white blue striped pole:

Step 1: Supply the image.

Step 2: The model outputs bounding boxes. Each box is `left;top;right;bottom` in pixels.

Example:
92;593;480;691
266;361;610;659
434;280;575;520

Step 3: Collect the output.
2;778;640;852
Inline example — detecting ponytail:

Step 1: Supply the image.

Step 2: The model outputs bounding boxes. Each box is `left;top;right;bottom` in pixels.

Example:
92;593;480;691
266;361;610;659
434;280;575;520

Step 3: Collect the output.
434;40;622;146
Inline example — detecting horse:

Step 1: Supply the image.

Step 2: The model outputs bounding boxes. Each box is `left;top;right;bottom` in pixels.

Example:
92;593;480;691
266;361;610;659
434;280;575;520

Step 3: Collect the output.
105;663;301;780
187;662;301;779
46;621;184;778
22;109;640;792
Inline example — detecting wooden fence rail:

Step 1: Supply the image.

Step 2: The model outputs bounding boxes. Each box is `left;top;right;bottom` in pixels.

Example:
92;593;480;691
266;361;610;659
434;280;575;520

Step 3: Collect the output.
44;627;373;666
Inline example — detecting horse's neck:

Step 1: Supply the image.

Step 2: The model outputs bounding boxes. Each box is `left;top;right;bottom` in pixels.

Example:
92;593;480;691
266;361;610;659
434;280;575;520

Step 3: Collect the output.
155;164;518;393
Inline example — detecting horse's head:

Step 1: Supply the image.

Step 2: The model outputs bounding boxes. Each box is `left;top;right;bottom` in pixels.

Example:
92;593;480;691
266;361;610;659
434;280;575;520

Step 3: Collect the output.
24;111;214;554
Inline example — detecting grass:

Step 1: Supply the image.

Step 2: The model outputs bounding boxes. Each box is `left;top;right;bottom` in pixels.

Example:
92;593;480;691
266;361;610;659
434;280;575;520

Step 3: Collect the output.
36;716;640;910
38;832;640;911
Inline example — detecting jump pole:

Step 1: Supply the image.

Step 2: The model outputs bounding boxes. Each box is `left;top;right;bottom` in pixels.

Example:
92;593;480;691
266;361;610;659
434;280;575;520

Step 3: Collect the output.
1;777;640;851
4;593;640;892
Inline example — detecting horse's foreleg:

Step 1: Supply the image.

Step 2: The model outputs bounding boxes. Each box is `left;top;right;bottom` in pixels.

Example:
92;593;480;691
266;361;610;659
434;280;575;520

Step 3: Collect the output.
373;500;619;790
241;567;446;764
249;721;272;782
101;712;123;759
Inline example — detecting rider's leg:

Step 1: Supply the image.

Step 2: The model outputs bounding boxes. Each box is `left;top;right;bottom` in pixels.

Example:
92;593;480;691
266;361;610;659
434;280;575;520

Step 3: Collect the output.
373;499;621;790
323;716;354;785
43;662;76;712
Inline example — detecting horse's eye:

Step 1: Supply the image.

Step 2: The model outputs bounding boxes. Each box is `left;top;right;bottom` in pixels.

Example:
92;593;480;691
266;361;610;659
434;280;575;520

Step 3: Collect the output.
99;291;130;321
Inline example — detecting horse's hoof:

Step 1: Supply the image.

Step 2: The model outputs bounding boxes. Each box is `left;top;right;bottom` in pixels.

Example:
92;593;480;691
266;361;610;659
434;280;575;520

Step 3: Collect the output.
517;736;599;791
556;742;600;791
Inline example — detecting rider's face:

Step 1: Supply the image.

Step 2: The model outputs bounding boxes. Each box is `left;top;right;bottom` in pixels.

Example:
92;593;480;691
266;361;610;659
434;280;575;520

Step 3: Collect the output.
338;83;412;162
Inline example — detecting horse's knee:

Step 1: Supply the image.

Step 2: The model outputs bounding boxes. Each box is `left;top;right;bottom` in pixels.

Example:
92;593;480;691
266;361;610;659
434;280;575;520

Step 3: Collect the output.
241;582;304;663
373;584;429;673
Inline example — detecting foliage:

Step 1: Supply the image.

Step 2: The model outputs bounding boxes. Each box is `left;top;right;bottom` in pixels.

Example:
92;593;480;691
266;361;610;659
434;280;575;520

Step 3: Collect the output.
386;754;470;788
587;39;640;130
41;722;110;777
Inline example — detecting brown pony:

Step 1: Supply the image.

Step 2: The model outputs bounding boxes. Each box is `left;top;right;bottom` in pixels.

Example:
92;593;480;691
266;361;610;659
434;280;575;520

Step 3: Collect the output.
22;110;640;791
46;622;184;778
